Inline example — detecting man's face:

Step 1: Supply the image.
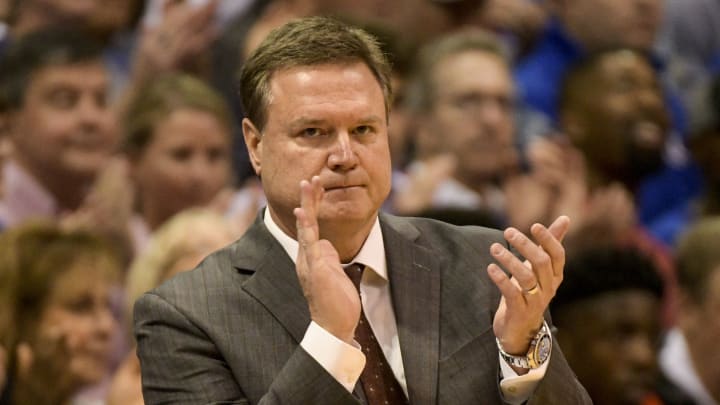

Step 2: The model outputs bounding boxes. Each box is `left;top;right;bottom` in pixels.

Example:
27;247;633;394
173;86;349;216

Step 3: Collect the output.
10;61;117;181
567;52;669;184
244;62;391;234
423;50;517;185
560;0;662;51
557;290;662;405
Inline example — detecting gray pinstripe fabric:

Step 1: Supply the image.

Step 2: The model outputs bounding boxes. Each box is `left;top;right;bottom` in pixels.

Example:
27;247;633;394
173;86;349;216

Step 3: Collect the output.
134;213;591;404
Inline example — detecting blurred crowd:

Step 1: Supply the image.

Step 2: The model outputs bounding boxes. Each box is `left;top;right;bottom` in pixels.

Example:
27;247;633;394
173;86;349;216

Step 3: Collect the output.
0;0;718;404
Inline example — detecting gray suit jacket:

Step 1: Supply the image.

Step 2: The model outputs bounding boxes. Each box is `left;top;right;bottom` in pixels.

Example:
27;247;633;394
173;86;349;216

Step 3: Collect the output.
134;213;591;404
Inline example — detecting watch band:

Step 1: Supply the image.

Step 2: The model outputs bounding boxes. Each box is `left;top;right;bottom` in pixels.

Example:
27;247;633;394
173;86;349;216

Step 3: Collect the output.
496;320;552;369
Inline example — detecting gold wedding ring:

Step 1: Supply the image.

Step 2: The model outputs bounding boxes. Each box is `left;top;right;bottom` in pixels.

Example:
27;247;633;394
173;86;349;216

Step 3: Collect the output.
523;283;540;296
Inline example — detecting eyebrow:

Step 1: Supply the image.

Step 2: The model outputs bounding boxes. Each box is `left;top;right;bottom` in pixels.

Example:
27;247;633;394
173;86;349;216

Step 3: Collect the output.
288;115;385;128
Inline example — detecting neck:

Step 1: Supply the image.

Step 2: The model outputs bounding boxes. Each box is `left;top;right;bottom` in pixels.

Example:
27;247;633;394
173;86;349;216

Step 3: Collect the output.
12;157;92;212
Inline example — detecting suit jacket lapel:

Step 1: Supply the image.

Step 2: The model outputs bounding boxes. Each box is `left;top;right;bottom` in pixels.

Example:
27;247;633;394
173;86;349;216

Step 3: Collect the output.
231;214;310;343
381;214;441;405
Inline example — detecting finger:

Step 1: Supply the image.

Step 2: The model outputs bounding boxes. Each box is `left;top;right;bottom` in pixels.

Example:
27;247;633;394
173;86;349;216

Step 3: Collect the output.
490;241;537;293
487;263;524;304
294;181;319;262
310;175;324;212
546;215;571;242
530;222;565;282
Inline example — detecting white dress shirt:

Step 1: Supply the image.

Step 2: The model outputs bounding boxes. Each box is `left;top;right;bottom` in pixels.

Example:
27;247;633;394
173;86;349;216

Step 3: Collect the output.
264;209;547;403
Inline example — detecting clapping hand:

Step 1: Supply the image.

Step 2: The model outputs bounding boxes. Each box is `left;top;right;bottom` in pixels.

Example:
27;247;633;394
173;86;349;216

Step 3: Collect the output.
486;216;570;371
293;176;360;343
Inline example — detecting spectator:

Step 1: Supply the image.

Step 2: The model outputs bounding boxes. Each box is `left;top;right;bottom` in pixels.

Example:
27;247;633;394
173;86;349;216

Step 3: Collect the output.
529;49;679;324
551;245;690;405
0;222;121;404
514;0;702;241
0;29;121;229
395;28;548;232
122;73;234;253
659;217;720;404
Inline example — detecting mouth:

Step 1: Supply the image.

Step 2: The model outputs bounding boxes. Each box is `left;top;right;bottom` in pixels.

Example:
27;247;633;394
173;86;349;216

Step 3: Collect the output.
324;185;364;192
630;120;665;150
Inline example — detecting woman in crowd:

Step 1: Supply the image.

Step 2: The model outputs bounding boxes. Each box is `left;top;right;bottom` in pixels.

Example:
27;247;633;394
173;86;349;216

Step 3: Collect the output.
0;222;122;405
123;73;234;253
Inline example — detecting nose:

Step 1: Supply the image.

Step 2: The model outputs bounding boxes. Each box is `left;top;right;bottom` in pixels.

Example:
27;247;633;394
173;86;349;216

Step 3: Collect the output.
77;95;107;130
327;131;358;171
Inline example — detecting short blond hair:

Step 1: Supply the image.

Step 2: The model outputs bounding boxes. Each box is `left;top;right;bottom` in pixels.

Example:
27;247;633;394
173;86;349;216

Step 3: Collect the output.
125;209;236;325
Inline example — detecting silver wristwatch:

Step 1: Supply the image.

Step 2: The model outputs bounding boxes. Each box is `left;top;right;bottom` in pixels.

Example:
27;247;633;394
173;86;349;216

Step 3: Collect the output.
496;320;552;369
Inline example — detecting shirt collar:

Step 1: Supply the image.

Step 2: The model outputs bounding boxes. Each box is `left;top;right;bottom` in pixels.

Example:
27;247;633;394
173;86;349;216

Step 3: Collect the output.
263;207;387;280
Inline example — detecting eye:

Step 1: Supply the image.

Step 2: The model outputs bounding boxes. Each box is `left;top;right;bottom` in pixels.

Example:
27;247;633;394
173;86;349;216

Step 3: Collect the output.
207;147;228;162
300;128;323;137
65;296;94;314
46;88;78;109
170;147;192;162
353;125;373;136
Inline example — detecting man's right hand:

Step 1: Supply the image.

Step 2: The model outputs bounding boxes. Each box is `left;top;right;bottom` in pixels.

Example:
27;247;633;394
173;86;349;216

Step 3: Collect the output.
293;176;361;344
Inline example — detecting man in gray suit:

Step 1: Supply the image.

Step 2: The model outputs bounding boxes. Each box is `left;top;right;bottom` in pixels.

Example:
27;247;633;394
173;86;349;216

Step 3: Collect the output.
134;17;591;404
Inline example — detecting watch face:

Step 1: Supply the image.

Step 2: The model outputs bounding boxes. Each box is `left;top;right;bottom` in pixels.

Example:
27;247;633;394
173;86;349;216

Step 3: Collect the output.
536;335;552;363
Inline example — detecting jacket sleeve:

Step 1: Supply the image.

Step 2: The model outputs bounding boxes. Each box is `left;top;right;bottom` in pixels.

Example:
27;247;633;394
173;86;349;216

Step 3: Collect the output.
134;292;361;405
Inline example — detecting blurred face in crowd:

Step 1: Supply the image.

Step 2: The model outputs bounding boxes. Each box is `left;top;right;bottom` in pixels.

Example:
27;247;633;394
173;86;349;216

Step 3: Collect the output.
243;62;392;235
563;51;669;186
35;256;118;388
555;0;662;51
421;50;517;187
132;108;231;229
10;61;118;182
23;0;136;37
556;290;662;405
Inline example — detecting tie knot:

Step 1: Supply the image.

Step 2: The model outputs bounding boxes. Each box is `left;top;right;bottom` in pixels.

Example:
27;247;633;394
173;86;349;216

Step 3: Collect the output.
344;263;364;290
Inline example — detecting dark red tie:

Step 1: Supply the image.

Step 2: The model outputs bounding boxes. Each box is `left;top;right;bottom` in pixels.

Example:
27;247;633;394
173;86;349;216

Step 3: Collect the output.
344;263;409;405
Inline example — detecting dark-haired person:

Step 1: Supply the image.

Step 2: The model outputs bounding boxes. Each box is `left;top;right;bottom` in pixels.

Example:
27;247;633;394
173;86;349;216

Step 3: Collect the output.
134;16;590;404
0;29;120;230
551;245;692;405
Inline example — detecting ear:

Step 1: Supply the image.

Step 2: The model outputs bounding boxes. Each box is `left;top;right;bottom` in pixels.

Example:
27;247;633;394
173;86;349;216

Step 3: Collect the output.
242;118;263;177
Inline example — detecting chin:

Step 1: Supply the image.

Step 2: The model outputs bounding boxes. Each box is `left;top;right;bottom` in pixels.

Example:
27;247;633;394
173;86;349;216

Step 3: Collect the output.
71;357;110;386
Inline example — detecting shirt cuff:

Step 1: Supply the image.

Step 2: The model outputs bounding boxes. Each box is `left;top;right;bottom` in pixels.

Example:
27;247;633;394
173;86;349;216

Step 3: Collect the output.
498;346;551;404
300;321;366;392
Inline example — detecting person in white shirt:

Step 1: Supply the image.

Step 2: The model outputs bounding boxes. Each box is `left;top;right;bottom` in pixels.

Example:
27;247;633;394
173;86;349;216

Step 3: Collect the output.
660;218;720;405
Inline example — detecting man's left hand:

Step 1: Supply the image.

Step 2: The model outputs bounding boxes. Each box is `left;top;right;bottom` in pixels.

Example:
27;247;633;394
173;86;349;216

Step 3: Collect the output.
486;216;570;367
